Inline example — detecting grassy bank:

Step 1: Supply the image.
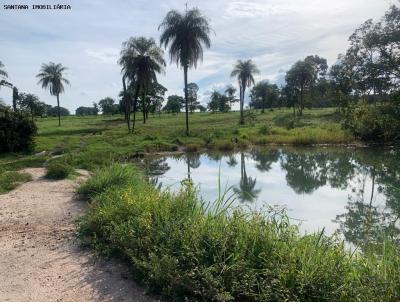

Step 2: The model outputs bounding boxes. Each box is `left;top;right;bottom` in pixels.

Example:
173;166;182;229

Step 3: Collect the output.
78;164;399;301
7;109;354;167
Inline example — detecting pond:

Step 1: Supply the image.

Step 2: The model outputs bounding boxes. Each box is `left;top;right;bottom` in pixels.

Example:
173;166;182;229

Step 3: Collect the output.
135;146;400;245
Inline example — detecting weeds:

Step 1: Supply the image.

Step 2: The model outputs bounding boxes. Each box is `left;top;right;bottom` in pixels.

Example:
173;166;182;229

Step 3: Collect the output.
79;164;400;301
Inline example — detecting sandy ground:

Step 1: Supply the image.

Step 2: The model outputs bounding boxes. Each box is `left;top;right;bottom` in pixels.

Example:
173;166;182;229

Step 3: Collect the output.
0;168;154;302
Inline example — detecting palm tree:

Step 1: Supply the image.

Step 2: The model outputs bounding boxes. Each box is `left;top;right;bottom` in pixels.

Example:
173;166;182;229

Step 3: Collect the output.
234;153;260;202
231;60;259;124
36;62;69;126
119;37;165;132
159;8;212;136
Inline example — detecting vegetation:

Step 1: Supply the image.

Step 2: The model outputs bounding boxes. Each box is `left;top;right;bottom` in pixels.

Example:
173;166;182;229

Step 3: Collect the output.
0;170;32;194
45;160;74;180
0;109;37;153
159;8;212;136
79;164;400;301
231;59;259;124
36;62;70;126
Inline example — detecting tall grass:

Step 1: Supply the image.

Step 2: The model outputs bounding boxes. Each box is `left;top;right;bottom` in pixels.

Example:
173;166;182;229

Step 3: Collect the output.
79;164;400;301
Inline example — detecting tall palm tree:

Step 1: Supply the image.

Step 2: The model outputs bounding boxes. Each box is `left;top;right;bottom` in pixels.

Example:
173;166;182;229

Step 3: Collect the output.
119;37;165;132
231;60;259;124
159;8;212;136
36;62;69;126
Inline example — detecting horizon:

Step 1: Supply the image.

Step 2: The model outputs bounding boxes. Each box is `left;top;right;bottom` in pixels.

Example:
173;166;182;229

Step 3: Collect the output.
0;0;395;112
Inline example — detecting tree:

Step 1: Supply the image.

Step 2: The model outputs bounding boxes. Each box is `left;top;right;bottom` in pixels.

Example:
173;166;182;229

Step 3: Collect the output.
147;82;167;117
285;60;314;116
36;62;69;126
187;82;200;113
47;106;70;117
0;60;8;85
250;80;279;112
231;59;259;124
98;97;117;115
163;95;184;113
225;85;238;110
18;93;40;121
12;87;19;111
197;104;207;112
159;8;212;136
119;37;165;131
76;106;98;116
208;90;230;112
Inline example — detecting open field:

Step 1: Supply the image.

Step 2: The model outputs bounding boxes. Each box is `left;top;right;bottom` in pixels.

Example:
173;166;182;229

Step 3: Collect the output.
0;108;354;174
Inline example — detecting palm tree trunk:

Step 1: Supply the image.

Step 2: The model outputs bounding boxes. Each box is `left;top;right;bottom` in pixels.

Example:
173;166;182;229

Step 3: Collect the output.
132;83;140;133
122;77;130;133
184;65;189;136
56;94;61;126
240;86;245;124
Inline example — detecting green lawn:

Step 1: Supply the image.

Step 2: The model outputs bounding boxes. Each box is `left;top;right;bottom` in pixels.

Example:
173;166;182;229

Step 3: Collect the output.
0;108;355;172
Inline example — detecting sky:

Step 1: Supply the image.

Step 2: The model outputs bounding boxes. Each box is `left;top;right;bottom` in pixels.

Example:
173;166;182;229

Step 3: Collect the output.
0;0;396;112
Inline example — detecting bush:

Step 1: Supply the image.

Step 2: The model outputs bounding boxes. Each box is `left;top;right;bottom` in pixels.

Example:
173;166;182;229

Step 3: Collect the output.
45;160;73;180
344;104;400;142
258;124;271;135
0;109;37;153
79;165;400;301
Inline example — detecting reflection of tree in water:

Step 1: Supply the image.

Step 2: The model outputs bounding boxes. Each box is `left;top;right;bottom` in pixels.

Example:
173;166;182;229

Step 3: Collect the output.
186;153;201;179
334;149;400;249
251;149;280;172
226;155;238;167
234;153;260;203
141;157;170;189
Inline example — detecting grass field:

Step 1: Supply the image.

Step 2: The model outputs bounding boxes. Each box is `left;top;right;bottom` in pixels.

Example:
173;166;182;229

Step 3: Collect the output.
0;108;355;191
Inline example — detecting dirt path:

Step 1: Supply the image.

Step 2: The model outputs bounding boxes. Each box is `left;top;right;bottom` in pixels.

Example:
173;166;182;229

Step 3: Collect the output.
0;168;154;302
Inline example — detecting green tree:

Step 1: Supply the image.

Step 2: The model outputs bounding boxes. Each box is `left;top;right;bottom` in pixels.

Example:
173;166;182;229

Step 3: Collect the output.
18;93;40;121
12;87;19;111
36;62;69;126
163;95;184;113
250;80;280;112
0;61;7;80
225;85;238;110
231;59;259;124
119;37;165;131
285;60;314;116
98;97;117;115
187;82;200;113
159;8;212;136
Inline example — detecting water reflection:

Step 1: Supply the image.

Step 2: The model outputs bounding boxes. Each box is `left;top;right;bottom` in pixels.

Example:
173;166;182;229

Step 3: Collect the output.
134;147;400;242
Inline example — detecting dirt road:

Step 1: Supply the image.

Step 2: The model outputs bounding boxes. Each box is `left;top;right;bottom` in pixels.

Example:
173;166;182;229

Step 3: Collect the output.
0;168;153;302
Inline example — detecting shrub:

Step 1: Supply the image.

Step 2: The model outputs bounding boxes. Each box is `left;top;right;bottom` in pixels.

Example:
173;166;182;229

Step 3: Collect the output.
258;124;271;135
45;160;73;180
0;171;32;193
0;109;37;153
344;104;400;142
79;165;400;301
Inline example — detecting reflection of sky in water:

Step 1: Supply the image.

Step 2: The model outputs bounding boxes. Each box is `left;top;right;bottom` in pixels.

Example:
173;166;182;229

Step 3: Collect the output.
145;151;390;236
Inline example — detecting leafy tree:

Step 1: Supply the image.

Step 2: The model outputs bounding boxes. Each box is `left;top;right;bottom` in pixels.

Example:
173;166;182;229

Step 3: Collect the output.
76;106;98;116
197;104;207;112
187;82;200;113
98;97;118;115
163;95;184;113
36;62;69;126
146;82;167;117
0;60;7;81
207;90;229;112
159;8;212;136
47;106;70;117
231;60;259;123
285;60;314;116
225;85;238;110
250;80;279;112
329;55;354;111
119;37;165;131
18;93;40;121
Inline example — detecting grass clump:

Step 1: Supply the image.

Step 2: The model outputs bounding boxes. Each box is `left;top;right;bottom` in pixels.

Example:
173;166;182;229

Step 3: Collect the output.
0;170;32;194
45;160;74;180
79;164;400;301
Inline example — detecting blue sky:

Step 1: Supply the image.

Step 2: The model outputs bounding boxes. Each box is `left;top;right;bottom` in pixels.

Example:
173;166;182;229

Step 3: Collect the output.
0;0;395;112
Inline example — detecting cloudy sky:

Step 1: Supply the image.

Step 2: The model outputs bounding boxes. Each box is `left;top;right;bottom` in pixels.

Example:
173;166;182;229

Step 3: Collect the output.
0;0;396;111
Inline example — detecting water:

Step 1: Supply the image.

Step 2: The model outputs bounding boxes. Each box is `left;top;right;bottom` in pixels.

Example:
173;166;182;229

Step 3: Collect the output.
136;146;400;245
